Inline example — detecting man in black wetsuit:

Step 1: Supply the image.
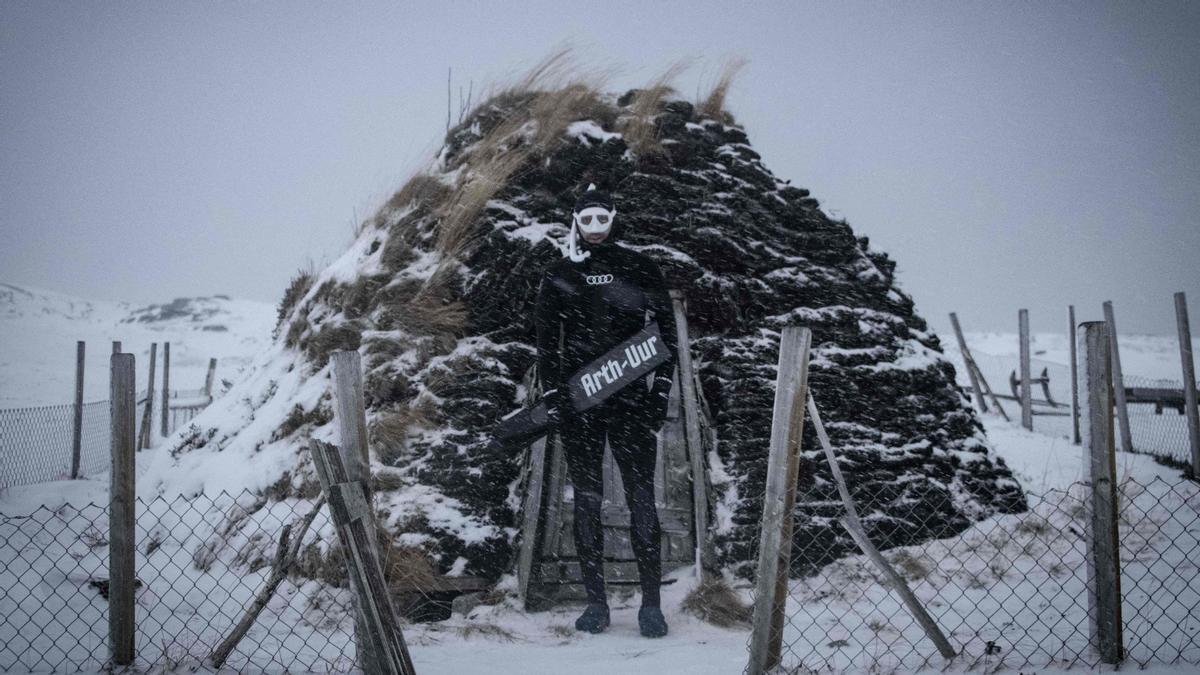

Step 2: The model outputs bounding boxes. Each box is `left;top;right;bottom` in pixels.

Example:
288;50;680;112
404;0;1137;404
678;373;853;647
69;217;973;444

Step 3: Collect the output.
534;184;677;638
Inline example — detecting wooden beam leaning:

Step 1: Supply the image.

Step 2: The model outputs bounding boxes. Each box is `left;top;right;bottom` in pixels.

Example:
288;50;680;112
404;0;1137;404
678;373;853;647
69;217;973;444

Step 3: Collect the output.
747;326;812;675
71;341;85;479
670;289;709;580
1078;321;1124;664
806;394;956;659
949;312;987;413
1070;306;1081;445
109;352;136;666
310;440;416;675
1174;292;1200;476
1103;301;1134;454
1019;309;1033;430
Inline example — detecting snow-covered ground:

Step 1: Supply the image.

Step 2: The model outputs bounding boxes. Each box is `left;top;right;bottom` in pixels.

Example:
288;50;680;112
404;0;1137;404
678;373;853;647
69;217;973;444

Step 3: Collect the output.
3;411;1197;674
0;282;276;408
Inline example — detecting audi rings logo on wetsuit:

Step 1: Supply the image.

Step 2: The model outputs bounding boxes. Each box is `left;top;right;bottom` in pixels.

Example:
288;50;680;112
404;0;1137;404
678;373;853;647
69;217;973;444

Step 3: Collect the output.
585;274;613;285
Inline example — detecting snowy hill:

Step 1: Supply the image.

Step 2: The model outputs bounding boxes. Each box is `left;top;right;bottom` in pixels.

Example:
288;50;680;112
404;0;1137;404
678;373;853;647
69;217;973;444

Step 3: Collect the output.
0;282;276;407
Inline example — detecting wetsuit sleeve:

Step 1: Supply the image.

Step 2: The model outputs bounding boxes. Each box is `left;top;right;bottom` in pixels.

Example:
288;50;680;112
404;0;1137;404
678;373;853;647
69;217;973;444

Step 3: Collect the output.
642;257;678;392
533;267;563;392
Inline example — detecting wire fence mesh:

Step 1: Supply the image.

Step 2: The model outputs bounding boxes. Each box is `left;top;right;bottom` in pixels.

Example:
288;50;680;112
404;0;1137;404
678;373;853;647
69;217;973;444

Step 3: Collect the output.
745;474;1200;673
0;490;357;673
0;391;206;491
961;349;1198;466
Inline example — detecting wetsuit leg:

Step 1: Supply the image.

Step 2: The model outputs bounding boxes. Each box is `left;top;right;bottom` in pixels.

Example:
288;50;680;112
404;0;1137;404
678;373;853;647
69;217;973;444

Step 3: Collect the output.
560;405;609;606
607;399;663;607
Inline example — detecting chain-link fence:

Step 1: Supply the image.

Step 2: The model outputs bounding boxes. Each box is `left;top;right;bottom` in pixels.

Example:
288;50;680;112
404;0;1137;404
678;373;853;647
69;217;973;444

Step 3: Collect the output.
745;474;1200;673
960;349;1198;466
0;389;219;491
1;490;357;672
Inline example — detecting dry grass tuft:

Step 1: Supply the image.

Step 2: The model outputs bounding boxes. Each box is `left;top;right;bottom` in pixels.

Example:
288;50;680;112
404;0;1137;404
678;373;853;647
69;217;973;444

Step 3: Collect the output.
375;174;451;229
680;576;753;627
456;622;519;641
697;57;748;124
620;59;692;157
370;397;439;463
275;265;315;335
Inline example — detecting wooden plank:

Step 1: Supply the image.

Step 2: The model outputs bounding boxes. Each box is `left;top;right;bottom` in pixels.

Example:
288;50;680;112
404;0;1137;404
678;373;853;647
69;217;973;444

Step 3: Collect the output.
671;290;709;580
747;326;811;675
310;440;415;675
138;344;157;450
517;433;549;607
204;357;217;400
1103;301;1134;454
109;352;136;665
71;341;84;479
1175;292;1200;475
542;436;567;557
807;394;955;659
1019;309;1033;430
330;351;382;674
160;341;170;436
1070;306;1081;445
949;312;987;413
1077;321;1124;664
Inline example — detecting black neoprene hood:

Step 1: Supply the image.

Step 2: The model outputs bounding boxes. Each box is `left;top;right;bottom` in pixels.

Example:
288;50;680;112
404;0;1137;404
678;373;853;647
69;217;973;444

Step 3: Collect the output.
574;188;615;212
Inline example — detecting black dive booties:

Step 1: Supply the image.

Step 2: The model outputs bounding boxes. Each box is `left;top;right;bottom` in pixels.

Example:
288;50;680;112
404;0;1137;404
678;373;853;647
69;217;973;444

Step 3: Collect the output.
574;602;611;633
638;606;668;638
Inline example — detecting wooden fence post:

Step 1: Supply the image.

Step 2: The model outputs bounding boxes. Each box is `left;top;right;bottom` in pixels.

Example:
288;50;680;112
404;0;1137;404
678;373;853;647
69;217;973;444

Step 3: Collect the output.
670;290;709;579
310;439;416;675
1078;321;1124;664
747;326;811;675
1070;306;1081;445
71;341;85;479
139;344;157;450
204;358;217;401
1019;309;1033;430
949;312;987;414
109;352;136;666
331;350;383;672
1175;292;1200;476
160;341;170;437
1103;302;1133;454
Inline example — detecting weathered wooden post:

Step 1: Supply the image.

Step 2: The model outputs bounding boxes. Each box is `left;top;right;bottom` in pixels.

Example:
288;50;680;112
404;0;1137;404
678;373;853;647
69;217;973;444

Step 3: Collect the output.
331;350;382;672
310;439;416;675
71;341;85;479
109;352;136;666
1019;309;1033;430
204;357;217;401
1078;321;1124;664
670;290;709;579
160;341;170;436
1070;306;1081;445
138;344;157;450
747;326;811;675
1103;302;1134;454
1175;292;1200;476
949;312;987;413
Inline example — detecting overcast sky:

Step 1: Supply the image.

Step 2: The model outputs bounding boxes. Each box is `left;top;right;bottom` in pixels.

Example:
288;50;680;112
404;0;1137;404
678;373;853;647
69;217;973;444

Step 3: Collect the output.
2;1;1197;337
